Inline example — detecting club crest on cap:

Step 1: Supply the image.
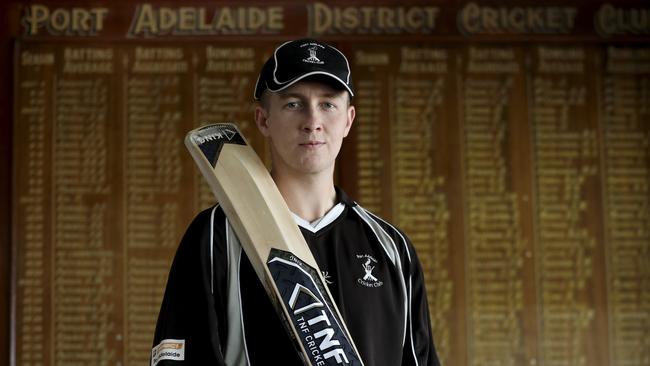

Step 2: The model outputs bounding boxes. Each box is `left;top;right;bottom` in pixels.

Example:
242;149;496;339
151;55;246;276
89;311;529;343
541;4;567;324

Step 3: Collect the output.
302;43;325;65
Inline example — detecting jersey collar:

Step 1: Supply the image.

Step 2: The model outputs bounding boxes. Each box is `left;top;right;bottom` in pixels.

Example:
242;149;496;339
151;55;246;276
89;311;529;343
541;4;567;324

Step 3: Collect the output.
290;186;356;233
292;203;345;233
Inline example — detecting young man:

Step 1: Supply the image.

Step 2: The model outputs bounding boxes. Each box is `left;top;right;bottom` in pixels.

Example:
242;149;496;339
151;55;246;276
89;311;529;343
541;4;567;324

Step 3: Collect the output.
151;38;441;366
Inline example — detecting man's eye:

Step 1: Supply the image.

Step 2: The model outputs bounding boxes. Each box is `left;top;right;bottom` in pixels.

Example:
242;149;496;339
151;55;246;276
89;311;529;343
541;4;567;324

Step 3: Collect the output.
322;102;336;110
285;101;301;109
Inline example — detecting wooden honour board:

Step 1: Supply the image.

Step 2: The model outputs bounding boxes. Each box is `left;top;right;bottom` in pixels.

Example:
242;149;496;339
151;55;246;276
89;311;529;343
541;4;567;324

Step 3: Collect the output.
9;2;650;366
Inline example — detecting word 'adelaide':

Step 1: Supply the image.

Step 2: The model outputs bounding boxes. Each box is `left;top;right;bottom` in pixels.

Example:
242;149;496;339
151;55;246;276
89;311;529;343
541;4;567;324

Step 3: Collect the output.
128;4;284;35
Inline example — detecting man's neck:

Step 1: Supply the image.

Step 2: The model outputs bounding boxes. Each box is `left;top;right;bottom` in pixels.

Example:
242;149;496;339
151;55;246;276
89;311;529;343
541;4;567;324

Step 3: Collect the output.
271;170;337;223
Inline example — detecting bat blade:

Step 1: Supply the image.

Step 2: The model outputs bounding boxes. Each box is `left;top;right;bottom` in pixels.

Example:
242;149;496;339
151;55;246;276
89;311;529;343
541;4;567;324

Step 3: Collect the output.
185;123;364;366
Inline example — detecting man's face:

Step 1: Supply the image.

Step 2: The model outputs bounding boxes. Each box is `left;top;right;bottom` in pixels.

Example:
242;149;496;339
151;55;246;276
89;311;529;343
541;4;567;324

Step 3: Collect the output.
255;80;355;178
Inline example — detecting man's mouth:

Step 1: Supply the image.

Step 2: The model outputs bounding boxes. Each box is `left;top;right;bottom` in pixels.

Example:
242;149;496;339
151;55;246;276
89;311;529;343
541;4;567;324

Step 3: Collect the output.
300;141;325;147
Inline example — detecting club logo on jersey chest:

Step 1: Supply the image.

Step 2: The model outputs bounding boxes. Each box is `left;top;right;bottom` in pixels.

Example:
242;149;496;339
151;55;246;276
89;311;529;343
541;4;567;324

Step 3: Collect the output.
356;254;383;288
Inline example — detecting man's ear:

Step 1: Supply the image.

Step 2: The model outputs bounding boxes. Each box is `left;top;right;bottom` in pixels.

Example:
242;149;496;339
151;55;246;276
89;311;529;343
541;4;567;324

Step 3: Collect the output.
255;105;270;137
343;105;355;138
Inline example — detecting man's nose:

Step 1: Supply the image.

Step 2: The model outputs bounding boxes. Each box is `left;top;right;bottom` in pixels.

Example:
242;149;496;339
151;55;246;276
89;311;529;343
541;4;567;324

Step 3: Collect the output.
302;106;323;132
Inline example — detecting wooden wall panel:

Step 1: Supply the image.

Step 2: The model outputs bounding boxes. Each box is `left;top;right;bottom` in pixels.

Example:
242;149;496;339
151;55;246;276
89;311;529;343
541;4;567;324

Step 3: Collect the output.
12;42;275;365
3;1;650;366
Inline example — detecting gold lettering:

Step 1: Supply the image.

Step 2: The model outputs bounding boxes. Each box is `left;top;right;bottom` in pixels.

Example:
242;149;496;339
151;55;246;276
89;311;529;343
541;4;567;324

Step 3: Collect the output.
355;50;389;66
309;3;439;35
159;8;177;33
249;7;265;30
458;3;577;34
402;47;447;60
460;3;480;34
50;8;70;32
135;47;182;60
238;7;246;29
21;4;107;35
312;3;331;35
72;8;90;31
405;8;422;29
508;8;525;30
214;8;235;31
596;4;650;36
565;8;578;30
63;61;112;73
359;7;374;29
24;5;49;35
342;8;359;30
547;7;563;29
539;47;584;60
63;48;74;59
268;7;284;30
483;7;498;30
132;61;188;73
21;4;108;36
178;7;195;32
206;46;254;59
130;4;157;35
423;8;438;28
198;8;211;31
21;51;55;66
206;60;254;72
378;7;394;29
528;7;544;29
90;8;108;32
128;5;285;36
597;4;617;35
62;48;113;73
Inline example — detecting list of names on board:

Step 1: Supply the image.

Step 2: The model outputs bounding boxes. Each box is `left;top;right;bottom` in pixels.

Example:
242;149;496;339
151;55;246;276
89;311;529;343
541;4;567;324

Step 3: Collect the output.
53;46;120;365
602;47;650;366
531;46;608;366
461;47;533;366
12;40;650;366
13;43;267;366
391;46;454;364
124;45;195;364
15;45;54;365
351;48;390;215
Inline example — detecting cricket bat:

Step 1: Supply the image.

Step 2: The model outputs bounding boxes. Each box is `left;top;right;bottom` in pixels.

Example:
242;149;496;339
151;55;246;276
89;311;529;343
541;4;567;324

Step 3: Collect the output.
185;123;364;366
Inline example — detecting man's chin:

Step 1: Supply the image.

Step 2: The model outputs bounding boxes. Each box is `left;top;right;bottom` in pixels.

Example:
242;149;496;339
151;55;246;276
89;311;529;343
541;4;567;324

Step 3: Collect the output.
293;161;333;176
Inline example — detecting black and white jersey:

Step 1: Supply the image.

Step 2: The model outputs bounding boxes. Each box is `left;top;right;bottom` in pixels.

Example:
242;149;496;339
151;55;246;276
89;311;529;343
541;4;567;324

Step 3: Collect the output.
151;188;441;366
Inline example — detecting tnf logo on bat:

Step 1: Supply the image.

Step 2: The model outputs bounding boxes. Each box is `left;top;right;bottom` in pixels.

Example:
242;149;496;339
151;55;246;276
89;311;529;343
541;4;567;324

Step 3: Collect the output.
268;249;362;365
193;125;237;144
289;283;349;364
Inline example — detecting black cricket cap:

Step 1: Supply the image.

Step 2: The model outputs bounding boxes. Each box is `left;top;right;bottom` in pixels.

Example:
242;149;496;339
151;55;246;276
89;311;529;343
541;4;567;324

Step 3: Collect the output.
254;38;354;100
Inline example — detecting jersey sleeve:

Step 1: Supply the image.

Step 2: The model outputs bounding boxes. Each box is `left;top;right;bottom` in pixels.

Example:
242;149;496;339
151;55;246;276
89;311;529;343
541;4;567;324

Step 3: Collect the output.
399;231;443;366
150;207;229;366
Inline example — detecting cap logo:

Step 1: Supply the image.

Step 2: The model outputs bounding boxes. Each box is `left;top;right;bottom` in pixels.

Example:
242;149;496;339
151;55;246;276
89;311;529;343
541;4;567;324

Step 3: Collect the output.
302;43;325;65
